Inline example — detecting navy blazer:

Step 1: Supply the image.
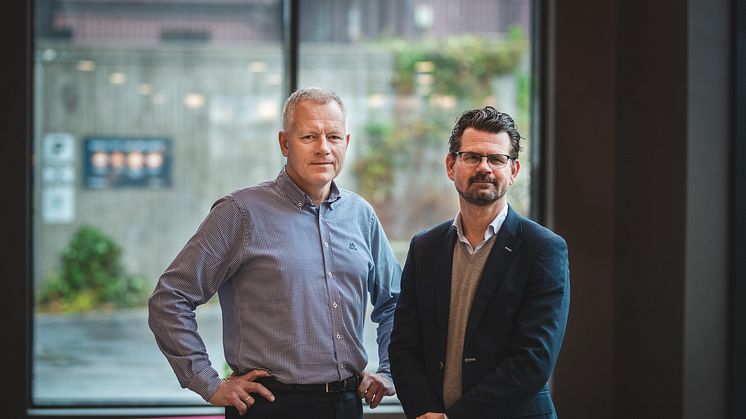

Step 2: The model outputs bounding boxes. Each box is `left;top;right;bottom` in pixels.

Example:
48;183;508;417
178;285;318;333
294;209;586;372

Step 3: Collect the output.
389;206;570;418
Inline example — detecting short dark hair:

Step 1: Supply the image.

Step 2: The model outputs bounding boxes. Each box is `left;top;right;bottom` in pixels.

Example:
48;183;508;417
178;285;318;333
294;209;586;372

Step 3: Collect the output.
448;106;523;159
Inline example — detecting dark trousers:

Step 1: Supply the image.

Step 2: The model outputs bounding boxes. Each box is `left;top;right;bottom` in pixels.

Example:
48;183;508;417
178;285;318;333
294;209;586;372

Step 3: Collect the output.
225;389;362;419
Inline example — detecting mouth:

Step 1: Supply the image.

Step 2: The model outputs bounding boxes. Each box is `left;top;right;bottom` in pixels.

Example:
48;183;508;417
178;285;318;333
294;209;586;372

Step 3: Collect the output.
468;174;495;185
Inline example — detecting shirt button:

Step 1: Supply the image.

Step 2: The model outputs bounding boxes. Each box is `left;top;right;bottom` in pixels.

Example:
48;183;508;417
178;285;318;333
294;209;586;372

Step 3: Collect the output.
324;242;329;248
336;333;341;339
332;302;338;308
297;202;302;208
328;272;333;277
341;364;345;369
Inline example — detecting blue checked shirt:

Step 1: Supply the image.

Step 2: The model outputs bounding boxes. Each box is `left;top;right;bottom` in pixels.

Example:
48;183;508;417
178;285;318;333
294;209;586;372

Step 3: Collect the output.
148;168;401;402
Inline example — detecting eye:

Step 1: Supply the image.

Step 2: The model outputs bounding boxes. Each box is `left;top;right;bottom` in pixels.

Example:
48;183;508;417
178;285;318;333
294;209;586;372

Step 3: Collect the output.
328;134;343;142
487;155;507;165
463;153;481;163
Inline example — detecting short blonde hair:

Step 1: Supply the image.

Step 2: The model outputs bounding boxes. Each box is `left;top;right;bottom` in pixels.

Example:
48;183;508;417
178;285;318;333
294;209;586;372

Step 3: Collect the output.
282;87;346;131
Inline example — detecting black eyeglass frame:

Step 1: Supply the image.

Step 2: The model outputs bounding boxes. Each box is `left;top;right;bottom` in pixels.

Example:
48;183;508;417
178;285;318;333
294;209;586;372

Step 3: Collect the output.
451;151;515;168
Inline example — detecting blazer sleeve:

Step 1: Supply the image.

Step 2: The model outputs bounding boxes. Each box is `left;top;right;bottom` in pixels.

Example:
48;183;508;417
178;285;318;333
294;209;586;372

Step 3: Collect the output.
445;234;571;418
389;235;445;418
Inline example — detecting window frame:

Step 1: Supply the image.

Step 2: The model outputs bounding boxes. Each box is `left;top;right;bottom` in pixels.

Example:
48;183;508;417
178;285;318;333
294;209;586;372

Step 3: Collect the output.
8;0;546;417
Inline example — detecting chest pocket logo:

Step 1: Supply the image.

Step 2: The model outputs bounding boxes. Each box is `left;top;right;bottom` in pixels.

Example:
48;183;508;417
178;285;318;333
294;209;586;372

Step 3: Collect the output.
349;242;357;250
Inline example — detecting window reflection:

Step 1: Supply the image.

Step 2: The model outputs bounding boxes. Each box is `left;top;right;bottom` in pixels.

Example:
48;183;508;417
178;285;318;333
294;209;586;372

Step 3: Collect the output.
33;0;533;409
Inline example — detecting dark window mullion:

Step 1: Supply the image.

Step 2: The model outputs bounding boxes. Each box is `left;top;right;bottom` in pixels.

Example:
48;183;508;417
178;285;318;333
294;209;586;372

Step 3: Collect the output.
283;0;299;96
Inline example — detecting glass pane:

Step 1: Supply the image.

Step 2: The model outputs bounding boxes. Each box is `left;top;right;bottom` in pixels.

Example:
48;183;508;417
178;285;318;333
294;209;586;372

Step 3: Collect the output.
299;0;533;396
33;0;283;405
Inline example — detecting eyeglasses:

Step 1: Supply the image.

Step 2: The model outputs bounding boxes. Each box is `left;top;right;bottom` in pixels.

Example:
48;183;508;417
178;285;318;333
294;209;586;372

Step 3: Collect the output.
452;151;513;168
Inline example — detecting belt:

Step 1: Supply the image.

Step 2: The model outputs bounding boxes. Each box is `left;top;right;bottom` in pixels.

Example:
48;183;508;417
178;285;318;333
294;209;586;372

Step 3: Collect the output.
256;375;361;393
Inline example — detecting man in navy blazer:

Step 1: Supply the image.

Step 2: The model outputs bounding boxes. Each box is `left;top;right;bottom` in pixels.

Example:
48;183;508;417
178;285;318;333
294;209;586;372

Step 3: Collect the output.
389;106;570;419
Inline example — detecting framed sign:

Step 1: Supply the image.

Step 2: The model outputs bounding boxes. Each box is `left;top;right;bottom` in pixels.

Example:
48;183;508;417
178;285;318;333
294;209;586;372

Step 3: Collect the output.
83;137;172;189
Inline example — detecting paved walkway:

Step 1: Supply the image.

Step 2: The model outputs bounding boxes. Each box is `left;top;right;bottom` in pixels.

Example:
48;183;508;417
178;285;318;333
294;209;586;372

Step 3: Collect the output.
33;303;386;406
34;305;222;404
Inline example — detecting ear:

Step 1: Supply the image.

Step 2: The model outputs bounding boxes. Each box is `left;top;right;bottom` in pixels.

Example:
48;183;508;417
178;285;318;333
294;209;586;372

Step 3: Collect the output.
509;159;521;185
345;133;350;147
446;153;456;181
279;131;289;157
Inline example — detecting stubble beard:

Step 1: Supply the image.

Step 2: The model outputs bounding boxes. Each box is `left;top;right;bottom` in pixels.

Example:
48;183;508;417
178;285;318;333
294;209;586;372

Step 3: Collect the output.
455;173;507;206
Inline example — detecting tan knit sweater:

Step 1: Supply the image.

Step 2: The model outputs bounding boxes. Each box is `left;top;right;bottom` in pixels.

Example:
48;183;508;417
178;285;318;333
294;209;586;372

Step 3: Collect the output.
442;236;496;408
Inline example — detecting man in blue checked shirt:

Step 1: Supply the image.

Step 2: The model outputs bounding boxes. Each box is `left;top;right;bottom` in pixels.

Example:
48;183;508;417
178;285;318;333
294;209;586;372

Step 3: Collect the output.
149;87;401;419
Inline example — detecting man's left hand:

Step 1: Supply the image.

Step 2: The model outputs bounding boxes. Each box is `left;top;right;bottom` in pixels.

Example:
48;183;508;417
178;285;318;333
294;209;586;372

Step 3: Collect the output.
357;371;395;408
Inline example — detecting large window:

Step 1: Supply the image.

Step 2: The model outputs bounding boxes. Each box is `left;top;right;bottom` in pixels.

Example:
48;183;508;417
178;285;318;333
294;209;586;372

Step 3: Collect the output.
31;0;535;414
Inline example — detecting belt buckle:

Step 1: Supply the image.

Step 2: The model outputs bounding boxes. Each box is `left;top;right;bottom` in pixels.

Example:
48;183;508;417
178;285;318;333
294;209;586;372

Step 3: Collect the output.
325;379;344;392
325;376;355;393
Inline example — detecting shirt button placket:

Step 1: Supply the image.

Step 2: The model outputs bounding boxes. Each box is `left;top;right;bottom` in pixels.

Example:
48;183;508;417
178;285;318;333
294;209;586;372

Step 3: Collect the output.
320;205;344;377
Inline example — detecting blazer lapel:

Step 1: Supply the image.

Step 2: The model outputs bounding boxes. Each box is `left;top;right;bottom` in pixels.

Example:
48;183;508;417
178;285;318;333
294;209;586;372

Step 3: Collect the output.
464;206;523;346
431;225;457;349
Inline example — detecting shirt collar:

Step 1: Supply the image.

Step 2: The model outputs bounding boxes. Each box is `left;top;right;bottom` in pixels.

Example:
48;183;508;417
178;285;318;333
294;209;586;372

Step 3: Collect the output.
275;166;341;209
452;203;509;253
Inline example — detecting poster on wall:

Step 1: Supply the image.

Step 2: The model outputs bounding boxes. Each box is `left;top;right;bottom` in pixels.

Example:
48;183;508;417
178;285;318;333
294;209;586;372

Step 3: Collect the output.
41;133;76;223
41;187;75;223
83;137;172;189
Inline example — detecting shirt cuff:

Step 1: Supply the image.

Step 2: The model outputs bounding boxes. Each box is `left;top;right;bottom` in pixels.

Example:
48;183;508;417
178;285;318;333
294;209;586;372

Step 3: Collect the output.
375;367;392;383
189;367;222;402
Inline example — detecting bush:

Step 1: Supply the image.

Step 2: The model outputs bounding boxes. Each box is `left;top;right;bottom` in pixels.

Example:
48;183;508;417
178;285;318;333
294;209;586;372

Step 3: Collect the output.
38;225;147;312
390;31;528;101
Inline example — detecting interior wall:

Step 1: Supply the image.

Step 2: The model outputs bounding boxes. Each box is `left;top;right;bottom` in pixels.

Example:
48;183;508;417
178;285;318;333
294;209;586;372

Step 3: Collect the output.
613;1;688;417
548;0;616;417
550;0;732;418
683;0;730;416
731;0;746;416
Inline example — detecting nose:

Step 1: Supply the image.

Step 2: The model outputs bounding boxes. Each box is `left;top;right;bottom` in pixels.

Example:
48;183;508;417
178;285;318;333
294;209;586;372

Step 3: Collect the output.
474;155;492;172
315;136;331;154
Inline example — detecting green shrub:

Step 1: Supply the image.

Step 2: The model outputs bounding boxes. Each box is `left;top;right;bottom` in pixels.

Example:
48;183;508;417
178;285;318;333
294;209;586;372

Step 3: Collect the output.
353;30;531;209
390;31;527;101
38;225;147;312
